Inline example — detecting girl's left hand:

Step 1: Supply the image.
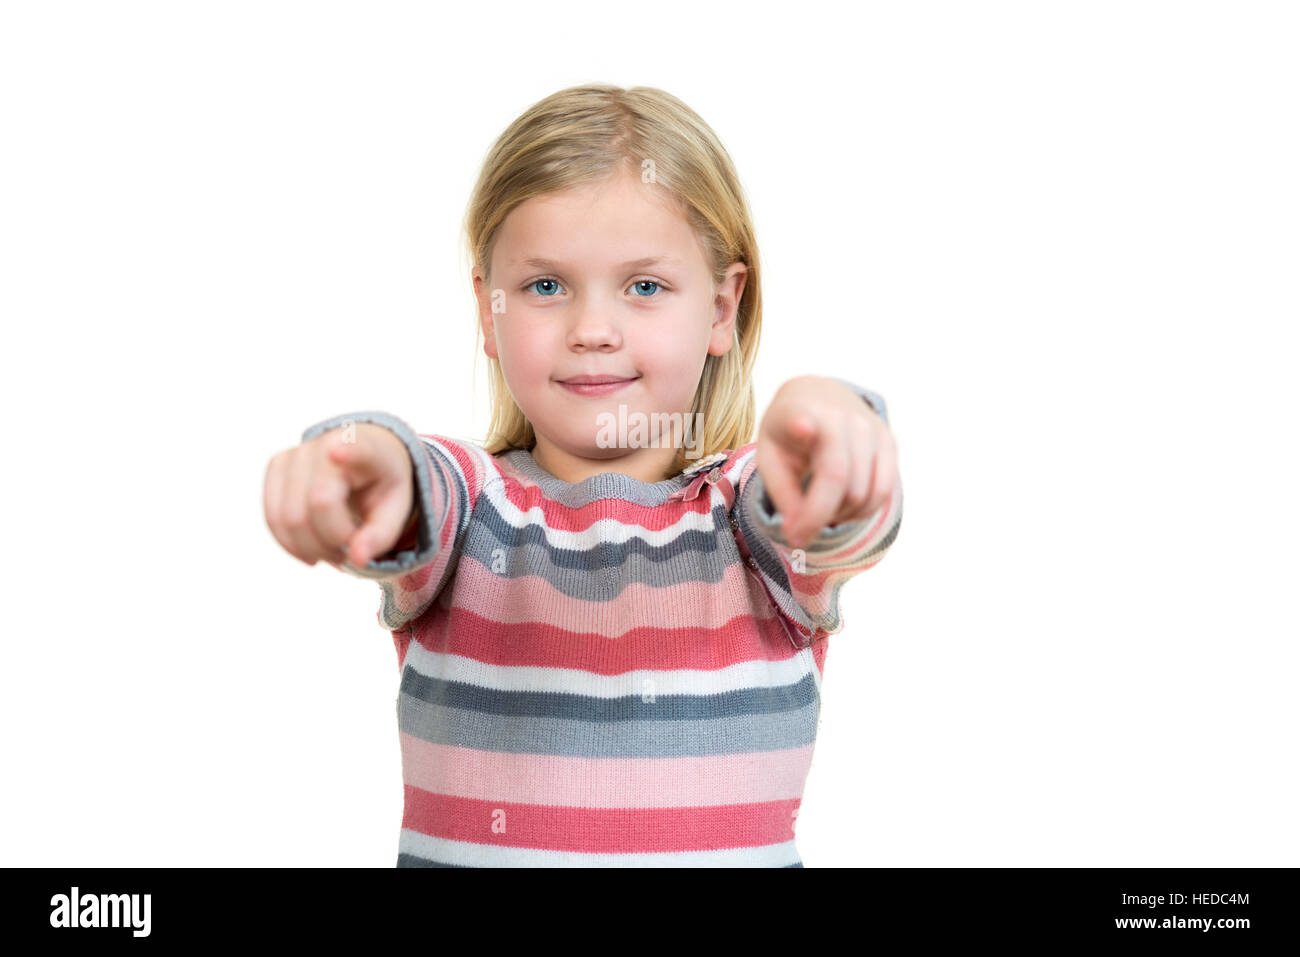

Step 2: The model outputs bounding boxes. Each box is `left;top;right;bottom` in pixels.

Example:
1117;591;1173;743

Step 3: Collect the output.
755;375;900;550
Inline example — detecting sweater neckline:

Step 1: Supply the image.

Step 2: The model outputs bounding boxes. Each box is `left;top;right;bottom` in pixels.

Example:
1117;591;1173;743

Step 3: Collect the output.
500;448;722;505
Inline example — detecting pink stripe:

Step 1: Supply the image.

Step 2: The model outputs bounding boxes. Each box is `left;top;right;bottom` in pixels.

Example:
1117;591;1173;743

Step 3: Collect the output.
446;555;775;636
401;735;815;807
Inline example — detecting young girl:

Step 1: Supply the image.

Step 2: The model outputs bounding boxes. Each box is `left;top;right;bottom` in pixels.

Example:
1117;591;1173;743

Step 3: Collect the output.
266;84;903;867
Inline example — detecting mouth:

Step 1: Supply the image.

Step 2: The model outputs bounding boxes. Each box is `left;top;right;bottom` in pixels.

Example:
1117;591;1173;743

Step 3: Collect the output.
556;375;640;396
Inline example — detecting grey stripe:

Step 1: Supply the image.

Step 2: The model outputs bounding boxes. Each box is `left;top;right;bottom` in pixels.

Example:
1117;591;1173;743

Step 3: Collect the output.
397;854;465;867
463;498;741;598
400;667;817;721
398;689;819;758
501;447;697;507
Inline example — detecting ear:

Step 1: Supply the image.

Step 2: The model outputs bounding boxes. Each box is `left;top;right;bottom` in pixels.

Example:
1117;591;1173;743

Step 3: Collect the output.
707;262;748;357
473;267;500;360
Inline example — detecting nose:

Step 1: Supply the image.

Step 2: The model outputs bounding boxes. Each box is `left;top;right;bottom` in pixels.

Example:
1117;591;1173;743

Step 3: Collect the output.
565;305;622;352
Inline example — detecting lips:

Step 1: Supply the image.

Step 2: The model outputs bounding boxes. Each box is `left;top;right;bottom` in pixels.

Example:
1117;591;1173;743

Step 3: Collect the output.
558;375;639;385
556;375;639;396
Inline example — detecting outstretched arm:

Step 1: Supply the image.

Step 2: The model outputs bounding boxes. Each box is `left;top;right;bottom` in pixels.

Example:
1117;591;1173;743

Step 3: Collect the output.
732;378;903;647
300;411;482;631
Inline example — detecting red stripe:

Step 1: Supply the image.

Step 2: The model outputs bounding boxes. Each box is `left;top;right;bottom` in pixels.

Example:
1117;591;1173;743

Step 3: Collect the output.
496;477;714;532
402;786;801;853
394;628;412;670
409;603;803;673
488;444;757;533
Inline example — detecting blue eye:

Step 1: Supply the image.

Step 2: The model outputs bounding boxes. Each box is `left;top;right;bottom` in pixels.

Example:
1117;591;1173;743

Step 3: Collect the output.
524;277;664;298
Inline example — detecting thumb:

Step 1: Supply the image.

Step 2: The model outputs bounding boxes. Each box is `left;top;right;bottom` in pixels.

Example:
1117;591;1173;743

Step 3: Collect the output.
346;486;414;568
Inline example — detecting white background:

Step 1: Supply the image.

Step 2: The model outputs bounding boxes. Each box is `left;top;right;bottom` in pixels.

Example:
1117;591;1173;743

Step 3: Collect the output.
2;1;1295;867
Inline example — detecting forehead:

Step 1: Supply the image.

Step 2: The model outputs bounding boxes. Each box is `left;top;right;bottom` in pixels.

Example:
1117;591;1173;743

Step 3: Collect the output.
493;169;705;272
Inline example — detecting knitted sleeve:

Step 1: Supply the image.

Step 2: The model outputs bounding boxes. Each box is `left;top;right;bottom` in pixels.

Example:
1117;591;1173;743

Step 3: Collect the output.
300;411;487;631
731;380;903;647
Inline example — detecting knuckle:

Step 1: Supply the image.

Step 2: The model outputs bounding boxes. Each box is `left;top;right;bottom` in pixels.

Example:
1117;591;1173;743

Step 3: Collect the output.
325;430;350;454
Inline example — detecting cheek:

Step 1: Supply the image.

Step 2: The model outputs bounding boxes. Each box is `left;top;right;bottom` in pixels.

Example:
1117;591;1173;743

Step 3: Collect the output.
629;319;708;380
497;322;552;378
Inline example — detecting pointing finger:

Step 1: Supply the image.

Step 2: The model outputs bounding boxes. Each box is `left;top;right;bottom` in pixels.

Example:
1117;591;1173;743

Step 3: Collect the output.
787;427;850;549
758;417;817;533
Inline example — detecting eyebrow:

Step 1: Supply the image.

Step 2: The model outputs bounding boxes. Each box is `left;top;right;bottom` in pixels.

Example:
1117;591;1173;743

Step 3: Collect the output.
509;255;682;271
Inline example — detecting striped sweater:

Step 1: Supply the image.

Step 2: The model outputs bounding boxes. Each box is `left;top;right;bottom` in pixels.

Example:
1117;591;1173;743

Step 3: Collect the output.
300;380;902;867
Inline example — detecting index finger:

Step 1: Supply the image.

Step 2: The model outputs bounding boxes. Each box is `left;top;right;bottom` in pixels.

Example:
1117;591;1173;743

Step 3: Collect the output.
756;412;820;529
326;425;405;489
785;427;851;549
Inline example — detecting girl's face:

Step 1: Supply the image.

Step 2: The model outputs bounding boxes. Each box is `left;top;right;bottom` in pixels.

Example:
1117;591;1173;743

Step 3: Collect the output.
474;165;747;484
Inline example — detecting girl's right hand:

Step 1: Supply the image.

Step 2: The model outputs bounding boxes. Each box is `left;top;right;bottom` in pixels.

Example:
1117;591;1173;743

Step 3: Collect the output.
264;423;416;568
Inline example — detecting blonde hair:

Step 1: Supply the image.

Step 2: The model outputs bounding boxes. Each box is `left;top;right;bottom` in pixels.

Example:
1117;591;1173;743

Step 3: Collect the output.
463;84;763;477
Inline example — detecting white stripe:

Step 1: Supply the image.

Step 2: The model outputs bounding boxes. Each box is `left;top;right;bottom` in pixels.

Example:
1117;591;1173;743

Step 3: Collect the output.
478;474;719;548
401;638;816;698
725;446;758;485
398;829;802;867
801;644;822;695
